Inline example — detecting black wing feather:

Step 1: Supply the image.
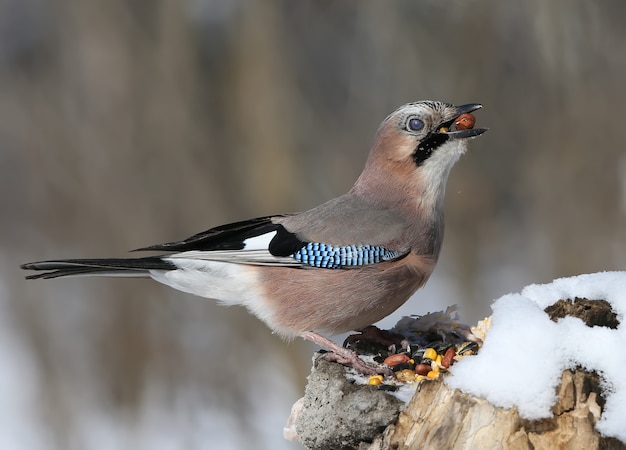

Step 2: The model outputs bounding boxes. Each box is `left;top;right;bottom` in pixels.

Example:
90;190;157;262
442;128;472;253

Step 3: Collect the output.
21;257;176;279
268;225;307;256
133;216;279;252
133;215;306;255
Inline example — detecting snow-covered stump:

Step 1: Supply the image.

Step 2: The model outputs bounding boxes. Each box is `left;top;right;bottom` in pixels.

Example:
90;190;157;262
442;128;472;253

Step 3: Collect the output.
294;362;622;450
289;273;626;450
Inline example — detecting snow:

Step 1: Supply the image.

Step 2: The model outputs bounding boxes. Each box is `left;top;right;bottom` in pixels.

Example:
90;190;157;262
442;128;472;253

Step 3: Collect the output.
0;283;50;450
447;271;626;443
0;278;302;450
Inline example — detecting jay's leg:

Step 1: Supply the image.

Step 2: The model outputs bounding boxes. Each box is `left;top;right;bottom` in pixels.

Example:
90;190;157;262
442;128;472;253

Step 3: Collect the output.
301;331;392;376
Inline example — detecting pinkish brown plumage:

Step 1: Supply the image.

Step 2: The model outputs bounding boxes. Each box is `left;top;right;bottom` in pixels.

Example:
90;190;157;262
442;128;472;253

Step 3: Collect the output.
259;253;434;336
21;101;486;374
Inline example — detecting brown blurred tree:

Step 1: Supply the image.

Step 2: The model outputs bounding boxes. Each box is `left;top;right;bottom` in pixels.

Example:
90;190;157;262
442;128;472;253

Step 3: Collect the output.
2;0;625;448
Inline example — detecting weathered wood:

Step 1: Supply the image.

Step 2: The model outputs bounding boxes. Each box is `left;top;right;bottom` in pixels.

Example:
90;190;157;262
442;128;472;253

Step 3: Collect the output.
371;369;623;450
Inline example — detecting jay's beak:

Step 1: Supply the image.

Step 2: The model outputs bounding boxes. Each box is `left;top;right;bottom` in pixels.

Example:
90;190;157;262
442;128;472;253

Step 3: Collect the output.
437;103;487;140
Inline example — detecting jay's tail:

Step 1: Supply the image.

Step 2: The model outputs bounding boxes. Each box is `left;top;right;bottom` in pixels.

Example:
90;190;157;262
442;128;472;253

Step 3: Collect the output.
21;257;175;280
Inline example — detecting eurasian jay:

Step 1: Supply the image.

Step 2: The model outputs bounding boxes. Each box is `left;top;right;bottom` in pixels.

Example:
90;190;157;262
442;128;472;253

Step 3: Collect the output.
21;101;486;374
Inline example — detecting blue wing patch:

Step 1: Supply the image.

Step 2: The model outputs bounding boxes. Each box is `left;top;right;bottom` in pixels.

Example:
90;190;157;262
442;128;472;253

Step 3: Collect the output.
291;243;402;269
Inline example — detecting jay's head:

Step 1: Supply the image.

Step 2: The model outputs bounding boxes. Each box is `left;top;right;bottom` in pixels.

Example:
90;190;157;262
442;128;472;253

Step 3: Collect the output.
353;101;487;204
377;101;486;167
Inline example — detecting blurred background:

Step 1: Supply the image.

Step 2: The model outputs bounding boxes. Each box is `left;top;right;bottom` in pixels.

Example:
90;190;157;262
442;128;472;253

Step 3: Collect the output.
2;0;626;448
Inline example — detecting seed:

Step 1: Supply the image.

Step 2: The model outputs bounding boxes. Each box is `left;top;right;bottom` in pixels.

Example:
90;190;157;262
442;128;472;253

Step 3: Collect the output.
458;341;480;356
454;113;476;130
415;363;431;376
369;375;384;386
392;362;414;372
423;348;437;361
395;369;417;382
384;353;410;367
441;347;456;368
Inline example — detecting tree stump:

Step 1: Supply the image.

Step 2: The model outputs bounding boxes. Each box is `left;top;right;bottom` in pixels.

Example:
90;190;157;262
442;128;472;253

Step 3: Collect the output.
294;298;626;449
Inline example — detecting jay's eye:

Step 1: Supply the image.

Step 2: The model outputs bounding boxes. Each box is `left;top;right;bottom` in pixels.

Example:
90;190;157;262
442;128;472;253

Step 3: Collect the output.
407;118;424;132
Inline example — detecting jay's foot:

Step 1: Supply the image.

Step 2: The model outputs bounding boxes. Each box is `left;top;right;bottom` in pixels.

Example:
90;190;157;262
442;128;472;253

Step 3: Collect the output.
302;331;393;376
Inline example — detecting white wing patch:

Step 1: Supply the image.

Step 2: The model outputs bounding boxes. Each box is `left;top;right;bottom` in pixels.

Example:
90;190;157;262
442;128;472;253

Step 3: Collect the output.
242;230;277;250
163;230;303;267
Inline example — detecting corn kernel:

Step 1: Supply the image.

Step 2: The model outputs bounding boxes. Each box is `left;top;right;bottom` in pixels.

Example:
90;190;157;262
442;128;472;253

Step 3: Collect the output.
396;369;417;382
369;375;384;386
424;348;437;361
427;371;439;379
435;355;442;365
